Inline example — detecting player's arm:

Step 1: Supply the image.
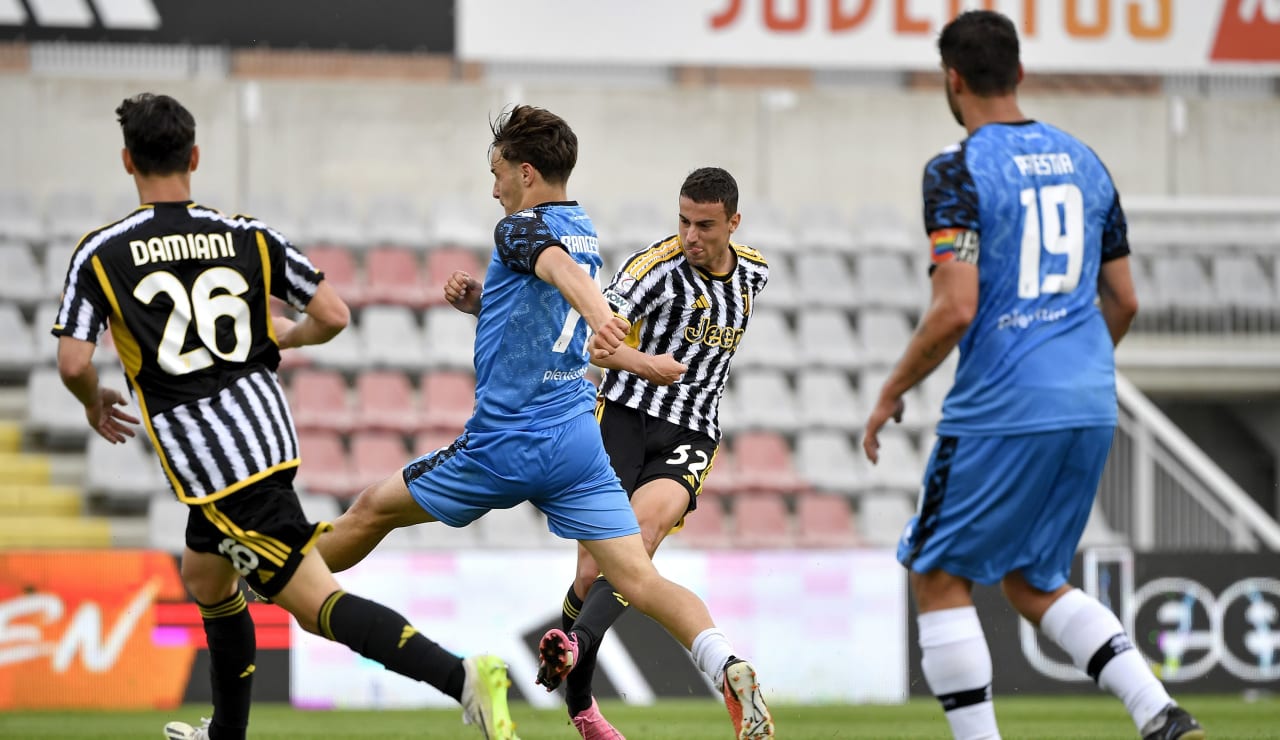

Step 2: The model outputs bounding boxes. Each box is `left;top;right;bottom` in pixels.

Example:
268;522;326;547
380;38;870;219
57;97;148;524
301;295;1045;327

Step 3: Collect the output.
444;270;483;315
1096;192;1138;347
274;280;350;349
591;343;687;386
534;247;628;354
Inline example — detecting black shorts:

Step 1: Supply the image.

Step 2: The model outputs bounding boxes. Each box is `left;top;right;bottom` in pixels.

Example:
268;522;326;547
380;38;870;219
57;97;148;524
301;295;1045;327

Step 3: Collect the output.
596;397;719;517
185;468;331;598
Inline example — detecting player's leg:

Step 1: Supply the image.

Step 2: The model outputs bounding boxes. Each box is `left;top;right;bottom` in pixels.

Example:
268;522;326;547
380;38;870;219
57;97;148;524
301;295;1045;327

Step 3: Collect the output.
1001;427;1203;740
164;544;253;740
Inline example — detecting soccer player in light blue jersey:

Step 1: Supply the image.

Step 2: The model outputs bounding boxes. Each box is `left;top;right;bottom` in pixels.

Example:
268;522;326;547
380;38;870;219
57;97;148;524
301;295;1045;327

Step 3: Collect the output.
862;11;1202;740
319;106;774;740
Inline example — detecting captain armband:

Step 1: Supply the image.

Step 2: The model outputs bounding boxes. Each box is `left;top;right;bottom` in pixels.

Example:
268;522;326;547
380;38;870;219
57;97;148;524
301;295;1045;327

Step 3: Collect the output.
929;228;980;267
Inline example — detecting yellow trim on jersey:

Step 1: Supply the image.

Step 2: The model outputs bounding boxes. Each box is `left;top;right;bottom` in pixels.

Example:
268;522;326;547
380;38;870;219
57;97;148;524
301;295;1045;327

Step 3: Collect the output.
624;317;644;349
177;458;301;506
92;255;185;497
256;232;279;345
298;520;334;556
318;590;345;641
732;243;768;267
594;394;606;423
623;237;682;280
200;501;290;566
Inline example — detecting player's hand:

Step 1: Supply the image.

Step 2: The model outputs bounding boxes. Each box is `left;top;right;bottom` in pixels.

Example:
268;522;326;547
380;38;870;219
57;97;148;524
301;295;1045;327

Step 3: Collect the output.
589;315;629;359
862;395;905;464
444;270;482;315
642;353;687;386
272;315;298;349
85;387;139;444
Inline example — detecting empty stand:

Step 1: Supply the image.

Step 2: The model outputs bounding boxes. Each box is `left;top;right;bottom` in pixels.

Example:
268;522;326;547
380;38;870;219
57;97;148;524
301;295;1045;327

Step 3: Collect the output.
289;368;354;432
756;253;798;310
295;430;352;497
795;253;858;310
864;430;924;494
362;305;429;369
365;194;429;248
857;492;916;547
0;189;45;243
414;429;462;456
25;367;88;443
355;370;419;433
0;304;37;376
304;245;363;306
423;247;485;306
85;434;168;503
796;309;862;368
349;431;408;491
42;244;76;299
609;200;666;253
795;492;858;547
475;502;560;548
1212;253;1276;330
731;430;805;494
243;193;302;240
420;370;474;432
736;199;793;254
853;203;915;254
431;197;494;251
854;253;926;312
794;203;856;254
297;315;364;371
300;192;365;248
1150;254;1219;330
364;247;428;308
423;306;477;370
857;308;914;366
797;369;861;433
732;492;794;548
0;242;48;306
795;429;869;496
44;188;100;243
671;496;731;548
701;445;739;497
730;369;801;433
733;309;800;371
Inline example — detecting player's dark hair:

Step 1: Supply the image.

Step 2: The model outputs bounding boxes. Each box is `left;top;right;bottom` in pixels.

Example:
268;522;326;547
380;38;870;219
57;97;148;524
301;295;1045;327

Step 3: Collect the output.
680;167;739;217
938;10;1021;96
489;105;578;186
116;93;196;176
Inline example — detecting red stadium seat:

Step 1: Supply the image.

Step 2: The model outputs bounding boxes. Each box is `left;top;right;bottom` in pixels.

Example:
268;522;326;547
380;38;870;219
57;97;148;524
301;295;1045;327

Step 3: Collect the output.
420;370;474;433
305;245;363;306
350;431;408;491
413;429;463;457
354;370;419;433
289;369;353;432
365;247;428;308
295;430;353;497
675;496;731;549
795;492;859;547
701;446;739;497
423;247;484;306
732;493;794;548
731;431;806;494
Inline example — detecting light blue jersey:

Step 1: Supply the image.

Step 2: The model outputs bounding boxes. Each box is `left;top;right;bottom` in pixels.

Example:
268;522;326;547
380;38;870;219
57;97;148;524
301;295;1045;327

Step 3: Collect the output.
923;121;1130;435
469;201;602;432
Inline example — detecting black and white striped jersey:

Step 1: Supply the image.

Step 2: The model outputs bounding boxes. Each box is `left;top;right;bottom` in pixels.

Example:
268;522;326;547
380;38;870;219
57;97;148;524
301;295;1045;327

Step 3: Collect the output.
601;236;768;441
52;201;323;504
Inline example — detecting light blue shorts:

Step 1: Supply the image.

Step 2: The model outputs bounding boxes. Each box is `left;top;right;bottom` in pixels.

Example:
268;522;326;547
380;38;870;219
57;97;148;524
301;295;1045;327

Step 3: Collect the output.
402;412;640;541
897;427;1114;592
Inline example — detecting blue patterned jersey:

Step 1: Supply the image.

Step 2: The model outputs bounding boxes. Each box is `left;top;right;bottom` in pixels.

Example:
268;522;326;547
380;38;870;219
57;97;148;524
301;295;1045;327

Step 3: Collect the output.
468;201;603;432
924;121;1130;435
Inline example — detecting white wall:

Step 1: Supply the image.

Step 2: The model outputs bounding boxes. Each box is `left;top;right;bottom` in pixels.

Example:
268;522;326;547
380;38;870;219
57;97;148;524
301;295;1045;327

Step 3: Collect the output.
2;75;1276;242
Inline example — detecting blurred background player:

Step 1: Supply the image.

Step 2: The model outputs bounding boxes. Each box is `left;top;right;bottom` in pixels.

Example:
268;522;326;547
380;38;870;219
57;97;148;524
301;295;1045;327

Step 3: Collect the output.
315;105;775;740
541;166;769;739
861;12;1203;740
53;93;517;740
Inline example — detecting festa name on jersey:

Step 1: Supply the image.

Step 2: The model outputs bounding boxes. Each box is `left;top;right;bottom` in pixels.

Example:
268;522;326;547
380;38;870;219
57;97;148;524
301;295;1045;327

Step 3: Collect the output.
542;365;588;383
129;231;236;266
1013;152;1075;177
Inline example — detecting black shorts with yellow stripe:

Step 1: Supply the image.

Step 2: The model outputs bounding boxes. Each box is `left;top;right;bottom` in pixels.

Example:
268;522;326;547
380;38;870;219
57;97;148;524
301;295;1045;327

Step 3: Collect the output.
185;468;331;598
596;397;718;518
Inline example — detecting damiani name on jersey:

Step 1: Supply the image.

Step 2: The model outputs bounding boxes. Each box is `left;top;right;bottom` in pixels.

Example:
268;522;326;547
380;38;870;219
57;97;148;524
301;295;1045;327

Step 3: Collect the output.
543;366;589;382
997;306;1069;331
130;231;236;266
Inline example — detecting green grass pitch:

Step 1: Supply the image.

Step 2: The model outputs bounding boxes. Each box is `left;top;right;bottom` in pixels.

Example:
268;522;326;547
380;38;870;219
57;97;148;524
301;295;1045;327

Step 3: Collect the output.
2;695;1276;739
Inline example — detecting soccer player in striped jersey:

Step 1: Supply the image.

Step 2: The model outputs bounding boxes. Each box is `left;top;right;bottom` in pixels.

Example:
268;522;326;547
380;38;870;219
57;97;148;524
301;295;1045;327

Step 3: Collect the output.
861;12;1202;740
541;167;769;738
54;93;517;740
317;108;774;740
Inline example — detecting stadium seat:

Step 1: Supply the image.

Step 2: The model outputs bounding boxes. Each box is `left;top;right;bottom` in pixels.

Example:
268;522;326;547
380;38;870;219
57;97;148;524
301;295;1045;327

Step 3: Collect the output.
354;370;419;433
701;445;739;497
423;247;485;306
756;253;798;310
364;247;428;308
795;492;859;547
858;367;929;432
858;492;916;547
1150;254;1219;329
242;193;302;240
0;189;45;243
413;429;462;457
731;430;805;494
42;244;76;300
671;496;731;548
794;203;856;254
1212;253;1276;328
864;430;924;494
362;305;429;370
349;431;408;491
854;253;927;312
796;309;862;368
729;369;801;433
0;304;38;376
736;198;793;255
797;369;861;433
475;502;559;548
853;203;915;254
794;253;858;310
85;434;168;502
609;199;666;253
857;308;914;366
32;302;61;367
732;309;800;371
304;245;364;306
25;367;88;443
430;197;494;251
795;429;870;496
423;306;477;370
147;493;187;553
295;430;353;497
43;188;101;243
732;492;794;548
289;369;354;432
0;241;49;305
715;385;742;437
420;370;474;432
297;315;365;371
300;192;365;248
365;194;429;249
